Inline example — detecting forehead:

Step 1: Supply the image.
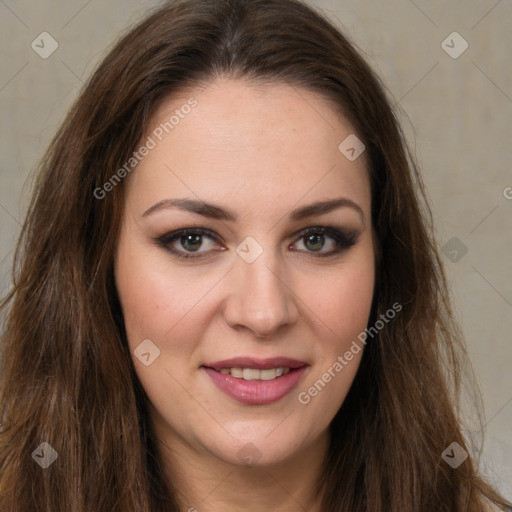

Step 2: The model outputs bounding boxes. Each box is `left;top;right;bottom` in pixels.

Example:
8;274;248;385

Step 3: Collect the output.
125;77;370;220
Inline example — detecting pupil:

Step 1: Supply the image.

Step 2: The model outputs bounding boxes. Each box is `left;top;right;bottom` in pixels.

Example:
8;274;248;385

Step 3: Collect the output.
182;234;202;251
306;234;324;251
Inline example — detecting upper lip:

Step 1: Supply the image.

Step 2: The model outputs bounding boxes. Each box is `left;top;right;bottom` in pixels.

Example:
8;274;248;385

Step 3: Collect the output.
202;357;308;371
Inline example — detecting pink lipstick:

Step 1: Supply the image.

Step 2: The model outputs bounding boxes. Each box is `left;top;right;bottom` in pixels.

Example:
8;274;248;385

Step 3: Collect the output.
202;356;309;405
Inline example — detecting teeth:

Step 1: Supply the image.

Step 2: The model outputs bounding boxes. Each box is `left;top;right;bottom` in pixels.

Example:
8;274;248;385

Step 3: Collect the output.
260;368;278;380
231;368;243;378
242;368;260;380
217;367;292;380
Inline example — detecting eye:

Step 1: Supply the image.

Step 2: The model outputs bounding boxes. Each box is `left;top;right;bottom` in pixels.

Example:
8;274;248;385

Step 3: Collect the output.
157;228;223;260
290;226;358;257
156;226;359;261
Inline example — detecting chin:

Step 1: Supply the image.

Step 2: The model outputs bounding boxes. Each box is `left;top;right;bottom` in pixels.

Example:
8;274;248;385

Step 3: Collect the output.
204;431;308;469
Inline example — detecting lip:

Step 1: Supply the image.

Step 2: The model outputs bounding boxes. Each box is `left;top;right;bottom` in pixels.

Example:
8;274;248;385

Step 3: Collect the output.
201;356;309;406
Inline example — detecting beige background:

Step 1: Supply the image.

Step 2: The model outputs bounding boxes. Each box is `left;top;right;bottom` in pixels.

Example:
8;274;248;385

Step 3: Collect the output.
0;0;510;499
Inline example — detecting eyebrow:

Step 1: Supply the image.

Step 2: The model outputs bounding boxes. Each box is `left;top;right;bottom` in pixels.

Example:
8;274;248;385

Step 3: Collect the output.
142;197;365;224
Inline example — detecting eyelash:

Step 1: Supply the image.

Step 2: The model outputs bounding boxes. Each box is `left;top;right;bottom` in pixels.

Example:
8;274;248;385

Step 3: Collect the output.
156;226;359;261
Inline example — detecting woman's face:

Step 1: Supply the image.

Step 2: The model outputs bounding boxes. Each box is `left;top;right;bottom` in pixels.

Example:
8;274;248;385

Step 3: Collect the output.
114;78;375;468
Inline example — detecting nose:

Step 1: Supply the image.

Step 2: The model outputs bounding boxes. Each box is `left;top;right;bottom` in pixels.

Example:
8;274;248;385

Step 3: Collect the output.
222;248;299;338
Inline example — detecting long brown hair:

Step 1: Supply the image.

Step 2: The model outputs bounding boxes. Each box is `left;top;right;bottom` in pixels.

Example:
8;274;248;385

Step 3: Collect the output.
1;0;510;510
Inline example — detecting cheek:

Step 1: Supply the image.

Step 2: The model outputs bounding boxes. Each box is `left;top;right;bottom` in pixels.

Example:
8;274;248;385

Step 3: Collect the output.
114;245;212;424
326;274;373;336
115;244;217;353
293;246;374;411
301;248;375;348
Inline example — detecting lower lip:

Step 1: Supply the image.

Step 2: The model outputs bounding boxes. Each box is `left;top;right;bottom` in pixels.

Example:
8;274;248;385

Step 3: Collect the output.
202;366;308;405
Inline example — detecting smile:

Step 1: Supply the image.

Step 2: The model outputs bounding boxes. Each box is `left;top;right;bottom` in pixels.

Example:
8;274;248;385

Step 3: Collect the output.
202;356;309;405
215;367;291;380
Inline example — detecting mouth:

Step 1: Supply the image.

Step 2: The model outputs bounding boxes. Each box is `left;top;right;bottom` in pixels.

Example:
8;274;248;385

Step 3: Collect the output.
201;357;309;405
209;366;292;381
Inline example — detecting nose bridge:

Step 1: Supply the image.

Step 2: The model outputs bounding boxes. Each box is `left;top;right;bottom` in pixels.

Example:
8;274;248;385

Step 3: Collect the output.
223;237;297;337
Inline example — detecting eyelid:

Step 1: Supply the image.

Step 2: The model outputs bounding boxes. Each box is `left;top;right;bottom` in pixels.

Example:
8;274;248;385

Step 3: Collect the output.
156;227;223;257
290;226;359;256
156;225;360;260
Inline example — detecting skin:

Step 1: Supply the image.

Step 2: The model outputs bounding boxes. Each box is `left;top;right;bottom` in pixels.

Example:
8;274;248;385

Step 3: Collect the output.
114;77;375;512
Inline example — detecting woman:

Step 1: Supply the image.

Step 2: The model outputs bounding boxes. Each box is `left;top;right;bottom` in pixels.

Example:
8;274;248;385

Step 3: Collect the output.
0;0;510;510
